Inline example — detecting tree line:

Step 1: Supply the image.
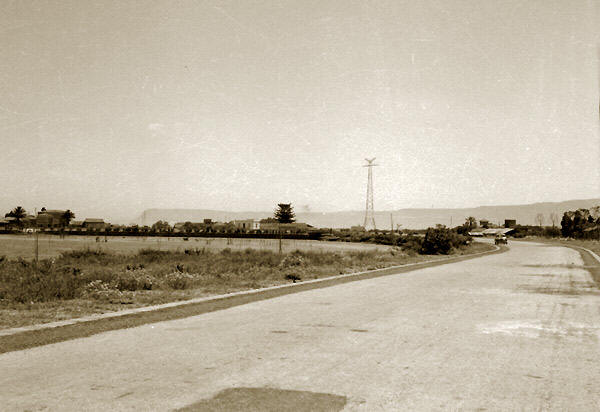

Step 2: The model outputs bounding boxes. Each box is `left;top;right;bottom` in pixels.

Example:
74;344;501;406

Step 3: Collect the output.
560;207;600;239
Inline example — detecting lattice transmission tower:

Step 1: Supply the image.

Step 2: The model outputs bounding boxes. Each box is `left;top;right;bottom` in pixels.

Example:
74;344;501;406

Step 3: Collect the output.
363;157;378;230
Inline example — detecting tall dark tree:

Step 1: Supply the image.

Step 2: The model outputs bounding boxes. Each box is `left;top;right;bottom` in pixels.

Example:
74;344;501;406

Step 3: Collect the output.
62;210;75;227
561;212;573;237
5;206;27;225
572;210;586;238
274;203;296;223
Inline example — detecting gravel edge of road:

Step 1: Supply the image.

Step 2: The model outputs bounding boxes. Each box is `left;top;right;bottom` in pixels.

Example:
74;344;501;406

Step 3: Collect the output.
559;245;600;285
0;244;504;354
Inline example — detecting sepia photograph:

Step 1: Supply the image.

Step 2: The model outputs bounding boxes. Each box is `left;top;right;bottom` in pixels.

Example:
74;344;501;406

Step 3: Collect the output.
0;0;599;410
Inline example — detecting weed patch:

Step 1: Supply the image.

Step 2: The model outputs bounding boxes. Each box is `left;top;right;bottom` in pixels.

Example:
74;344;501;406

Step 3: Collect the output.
0;243;493;329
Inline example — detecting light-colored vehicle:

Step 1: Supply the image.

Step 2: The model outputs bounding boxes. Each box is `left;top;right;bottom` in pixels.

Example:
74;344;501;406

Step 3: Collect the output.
494;234;508;245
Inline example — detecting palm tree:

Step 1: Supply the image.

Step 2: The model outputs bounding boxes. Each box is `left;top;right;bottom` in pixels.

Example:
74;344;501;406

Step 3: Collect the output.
62;210;75;227
5;206;27;225
464;216;477;231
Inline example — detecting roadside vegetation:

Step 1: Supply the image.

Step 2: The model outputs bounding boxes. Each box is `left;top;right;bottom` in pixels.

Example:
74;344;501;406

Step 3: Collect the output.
0;237;492;329
330;225;472;254
509;207;600;253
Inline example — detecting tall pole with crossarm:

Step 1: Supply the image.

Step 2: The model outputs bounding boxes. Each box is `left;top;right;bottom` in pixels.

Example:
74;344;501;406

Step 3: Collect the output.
363;158;378;230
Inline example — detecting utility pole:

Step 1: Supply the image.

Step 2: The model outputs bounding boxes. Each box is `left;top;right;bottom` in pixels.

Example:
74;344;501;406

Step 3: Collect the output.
363;158;378;230
33;208;39;263
278;223;282;253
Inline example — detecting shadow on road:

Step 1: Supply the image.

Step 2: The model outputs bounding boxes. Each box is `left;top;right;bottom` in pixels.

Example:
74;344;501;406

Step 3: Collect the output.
177;387;347;412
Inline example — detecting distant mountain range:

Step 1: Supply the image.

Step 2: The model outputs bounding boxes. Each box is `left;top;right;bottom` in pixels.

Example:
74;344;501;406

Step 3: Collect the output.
137;198;600;229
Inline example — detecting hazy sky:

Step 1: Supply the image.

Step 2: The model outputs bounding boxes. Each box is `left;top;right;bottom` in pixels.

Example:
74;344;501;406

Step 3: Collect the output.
1;0;599;222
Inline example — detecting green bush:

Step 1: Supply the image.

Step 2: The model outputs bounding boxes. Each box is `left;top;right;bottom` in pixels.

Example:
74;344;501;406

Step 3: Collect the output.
543;226;561;238
420;227;469;255
396;234;424;254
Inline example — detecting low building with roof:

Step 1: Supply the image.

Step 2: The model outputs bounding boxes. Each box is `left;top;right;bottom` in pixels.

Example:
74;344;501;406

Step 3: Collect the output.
233;219;260;232
0;217;16;230
83;218;106;230
481;228;515;237
259;222;313;234
36;210;66;228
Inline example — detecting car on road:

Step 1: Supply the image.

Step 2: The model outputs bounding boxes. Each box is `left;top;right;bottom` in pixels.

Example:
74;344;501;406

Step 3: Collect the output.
494;234;508;245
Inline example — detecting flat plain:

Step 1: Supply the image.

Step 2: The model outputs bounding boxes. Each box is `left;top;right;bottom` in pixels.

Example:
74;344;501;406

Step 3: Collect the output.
0;234;392;260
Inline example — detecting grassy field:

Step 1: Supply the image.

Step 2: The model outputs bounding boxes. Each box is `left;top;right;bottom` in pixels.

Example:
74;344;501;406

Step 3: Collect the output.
0;242;493;329
0;234;392;260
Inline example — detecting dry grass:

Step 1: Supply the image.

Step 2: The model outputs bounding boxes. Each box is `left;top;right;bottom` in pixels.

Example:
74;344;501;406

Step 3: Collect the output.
0;234;392;260
0;242;493;329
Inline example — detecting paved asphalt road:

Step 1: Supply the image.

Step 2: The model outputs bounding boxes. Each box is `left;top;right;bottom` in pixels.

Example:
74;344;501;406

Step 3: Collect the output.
2;241;599;411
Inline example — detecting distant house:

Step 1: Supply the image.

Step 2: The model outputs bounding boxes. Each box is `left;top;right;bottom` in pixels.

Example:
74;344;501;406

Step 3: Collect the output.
36;210;65;228
233;219;260;232
468;230;484;237
83;218;105;230
173;222;186;233
259;222;312;234
172;222;202;233
67;221;84;232
481;228;515;237
504;219;517;228
0;217;15;230
211;222;236;233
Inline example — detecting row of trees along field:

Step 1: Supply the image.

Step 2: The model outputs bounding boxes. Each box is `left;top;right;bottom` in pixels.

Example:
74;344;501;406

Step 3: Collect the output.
560;207;600;239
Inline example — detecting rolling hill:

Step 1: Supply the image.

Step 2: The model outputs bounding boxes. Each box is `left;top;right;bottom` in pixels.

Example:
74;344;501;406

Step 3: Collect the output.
137;198;600;229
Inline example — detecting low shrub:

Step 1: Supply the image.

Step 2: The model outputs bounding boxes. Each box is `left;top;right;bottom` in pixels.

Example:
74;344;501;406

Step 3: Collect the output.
60;249;107;259
82;280;124;302
114;268;154;291
184;248;206;255
164;271;195;290
543;226;561;238
420;227;470;255
279;251;305;268
396;234;424;254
